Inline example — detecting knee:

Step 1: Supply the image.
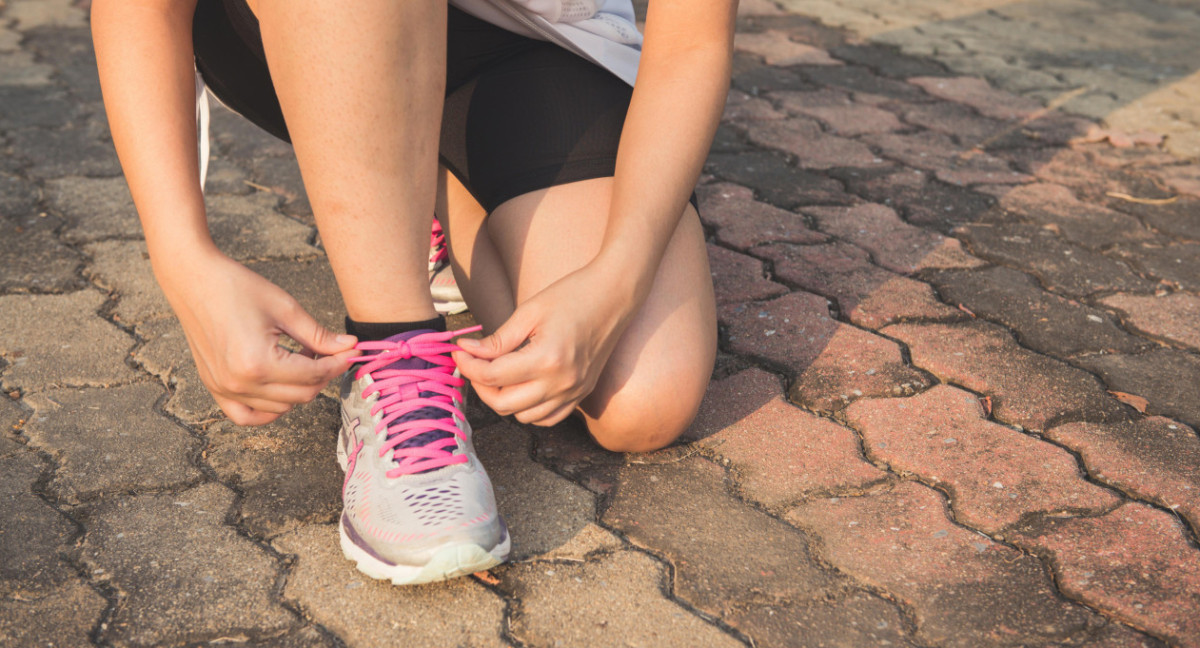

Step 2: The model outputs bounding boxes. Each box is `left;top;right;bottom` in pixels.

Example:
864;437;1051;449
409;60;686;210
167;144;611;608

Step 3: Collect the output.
583;384;706;454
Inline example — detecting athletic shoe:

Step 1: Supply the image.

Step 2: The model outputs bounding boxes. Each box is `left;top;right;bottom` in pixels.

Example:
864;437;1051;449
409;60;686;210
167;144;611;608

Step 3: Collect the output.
429;219;467;315
337;327;509;585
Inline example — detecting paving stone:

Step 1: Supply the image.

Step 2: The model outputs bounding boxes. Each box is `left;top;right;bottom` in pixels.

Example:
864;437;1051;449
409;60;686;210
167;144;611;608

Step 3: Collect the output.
756;239;895;313
882;320;1129;431
1077;349;1200;430
0;577;107;648
247;155;313;225
1156;164;1200;198
19;25;103;100
706;244;788;306
846;385;1120;533
5;0;87;29
726;589;919;648
787;481;1099;647
1101;292;1200;350
7;124;122;179
801;64;932;103
909;76;1043;121
209;104;295;160
695;182;827;249
831;165;996;235
722;88;787;123
535;522;625;562
734;29;841;66
1048;417;1200;532
773;88;904;135
273;523;507;648
704;150;854;209
0;395;24;456
81;482;294;646
0;204;83;293
848;274;968;330
1011;503;1200;647
0;86;76;131
864;131;1032;186
500;549;743;648
805;202;983;273
0;451;78;596
206;398;341;539
206;192;317;261
23;384;201;504
203;155;254;197
723;292;930;413
1110;195;1200;242
0;49;54;85
829;42;948;79
603;457;841;615
0;290;135;390
899;101;1009;147
246;256;346;335
731;52;819;95
473;421;595;560
928;266;1149;357
988;183;1156;249
1113;242;1200;292
84;239;172;325
744;116;881;169
46;175;140;243
133;317;223;425
955;222;1157;297
685;368;886;508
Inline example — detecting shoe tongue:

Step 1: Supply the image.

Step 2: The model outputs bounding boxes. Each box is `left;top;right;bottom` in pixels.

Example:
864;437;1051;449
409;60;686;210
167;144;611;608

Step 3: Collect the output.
372;330;455;460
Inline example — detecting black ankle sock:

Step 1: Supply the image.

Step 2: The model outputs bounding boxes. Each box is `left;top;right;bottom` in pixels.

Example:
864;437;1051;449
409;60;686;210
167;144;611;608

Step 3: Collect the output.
344;315;446;342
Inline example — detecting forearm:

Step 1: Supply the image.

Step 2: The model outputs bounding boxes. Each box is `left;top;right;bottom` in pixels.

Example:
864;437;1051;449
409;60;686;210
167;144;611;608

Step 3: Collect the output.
596;7;735;300
92;0;215;275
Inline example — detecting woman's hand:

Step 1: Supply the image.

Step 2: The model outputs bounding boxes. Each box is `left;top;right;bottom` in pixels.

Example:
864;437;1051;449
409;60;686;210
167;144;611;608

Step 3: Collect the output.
157;247;360;426
453;260;640;426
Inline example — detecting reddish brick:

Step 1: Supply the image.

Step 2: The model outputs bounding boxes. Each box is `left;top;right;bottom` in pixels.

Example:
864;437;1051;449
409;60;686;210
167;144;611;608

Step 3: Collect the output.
696;182;827;249
722;88;785;123
846;385;1120;533
723;292;929;413
864;131;1032;186
773;89;903;135
706;244;788;306
704;150;855;209
1156;163;1200;198
990;183;1155;249
1012;503;1200;646
1101;293;1200;350
908;76;1042;121
726;590;918;648
734;29;841;66
1077;349;1200;430
1113;195;1200;241
744;117;880;170
1048;417;1200;531
882;321;1128;431
805;203;984;273
786;481;1096;647
758;240;894;313
686;369;886;508
849;275;968;330
803;65;932;103
900;101;1009;146
832;165;996;234
1115;243;1200;292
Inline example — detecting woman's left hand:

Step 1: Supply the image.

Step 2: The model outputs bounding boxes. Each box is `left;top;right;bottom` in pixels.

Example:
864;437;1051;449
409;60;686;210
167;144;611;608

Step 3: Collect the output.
453;261;640;426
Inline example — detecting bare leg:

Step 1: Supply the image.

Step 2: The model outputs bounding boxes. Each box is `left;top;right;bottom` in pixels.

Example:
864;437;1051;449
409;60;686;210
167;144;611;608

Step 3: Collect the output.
443;174;717;453
253;0;446;322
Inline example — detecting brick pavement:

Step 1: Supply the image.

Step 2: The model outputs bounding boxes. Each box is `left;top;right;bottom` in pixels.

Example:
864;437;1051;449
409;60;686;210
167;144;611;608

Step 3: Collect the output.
2;0;1198;646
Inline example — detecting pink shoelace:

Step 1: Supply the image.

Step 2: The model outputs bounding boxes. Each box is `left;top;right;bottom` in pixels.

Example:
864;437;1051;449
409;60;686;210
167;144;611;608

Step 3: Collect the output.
430;219;449;266
349;326;481;477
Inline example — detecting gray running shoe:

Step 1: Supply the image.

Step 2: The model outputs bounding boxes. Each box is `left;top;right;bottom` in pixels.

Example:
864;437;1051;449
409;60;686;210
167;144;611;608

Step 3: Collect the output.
429;219;467;315
337;327;508;584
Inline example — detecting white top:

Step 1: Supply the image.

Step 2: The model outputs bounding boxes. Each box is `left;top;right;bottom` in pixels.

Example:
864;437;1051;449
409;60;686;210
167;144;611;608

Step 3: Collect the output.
449;0;643;86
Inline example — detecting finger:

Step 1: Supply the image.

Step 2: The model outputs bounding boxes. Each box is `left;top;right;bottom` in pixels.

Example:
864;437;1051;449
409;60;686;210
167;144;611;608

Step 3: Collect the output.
453;347;542;389
514;397;565;425
276;299;358;356
264;346;358;386
456;307;536;359
216;397;284;427
528;401;579;427
482;381;549;418
245;382;325;405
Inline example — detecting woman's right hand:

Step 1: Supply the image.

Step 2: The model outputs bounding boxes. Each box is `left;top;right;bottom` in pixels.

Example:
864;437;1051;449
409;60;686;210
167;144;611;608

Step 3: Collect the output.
156;247;360;426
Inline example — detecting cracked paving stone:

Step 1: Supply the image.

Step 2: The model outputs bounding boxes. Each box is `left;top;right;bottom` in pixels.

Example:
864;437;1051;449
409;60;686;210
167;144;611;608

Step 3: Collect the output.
1076;349;1200;430
0;577;107;648
81;482;294;647
0;395;24;455
707;244;788;306
831;164;995;235
0;291;136;390
273;523;506;648
23;384;201;504
731;52;818;95
908;76;1042;121
201;155;254;196
772;88;904;135
845;384;1120;533
899;101;1009;147
696;182;827;250
247;156;314;225
499;549;744;648
603;457;842;616
206;192;316;261
0;86;77;130
744;116;880;170
847;274;968;330
1012;503;1200;647
473;421;595;560
955;222;1157;297
205;398;341;539
46;176;140;244
804;202;984;274
787;481;1100;648
19;25;102;100
863;130;1031;187
5;0;87;29
828;42;948;78
801;64;932;103
1047;417;1200;532
704;150;854;209
133;317;222;425
1110;195;1200;242
722;88;787;122
734;29;841;66
1113;242;1200;292
84;239;172;325
7;124;122;179
685;368;886;508
1100;292;1200;350
0;200;83;294
928;265;1149;357
727;589;918;648
724;291;930;413
985;183;1156;249
882;320;1128;432
209;104;295;160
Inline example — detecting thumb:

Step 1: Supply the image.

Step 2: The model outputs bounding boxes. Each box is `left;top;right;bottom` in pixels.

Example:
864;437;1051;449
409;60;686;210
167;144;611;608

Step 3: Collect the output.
278;301;357;356
457;308;535;359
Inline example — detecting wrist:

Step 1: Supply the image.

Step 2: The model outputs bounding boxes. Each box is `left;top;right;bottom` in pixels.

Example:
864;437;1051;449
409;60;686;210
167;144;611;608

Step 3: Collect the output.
590;246;656;306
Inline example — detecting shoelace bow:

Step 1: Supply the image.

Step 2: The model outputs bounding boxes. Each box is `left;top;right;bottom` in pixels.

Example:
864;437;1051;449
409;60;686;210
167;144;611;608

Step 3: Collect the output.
349;326;481;477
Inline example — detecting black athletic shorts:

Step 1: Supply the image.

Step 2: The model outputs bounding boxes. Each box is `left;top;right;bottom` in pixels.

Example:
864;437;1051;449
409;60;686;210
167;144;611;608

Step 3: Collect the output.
193;0;640;213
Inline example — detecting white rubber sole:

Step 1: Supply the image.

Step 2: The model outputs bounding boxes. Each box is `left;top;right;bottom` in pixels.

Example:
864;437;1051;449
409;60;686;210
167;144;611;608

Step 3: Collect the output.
339;521;510;585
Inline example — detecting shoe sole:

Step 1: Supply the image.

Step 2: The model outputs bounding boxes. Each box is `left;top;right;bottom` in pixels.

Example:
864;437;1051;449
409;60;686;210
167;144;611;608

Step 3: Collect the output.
339;519;509;586
433;298;468;315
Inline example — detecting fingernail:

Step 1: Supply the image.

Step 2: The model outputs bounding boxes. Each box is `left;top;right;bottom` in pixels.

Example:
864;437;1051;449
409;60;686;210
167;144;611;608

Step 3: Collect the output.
336;334;355;345
458;338;480;348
